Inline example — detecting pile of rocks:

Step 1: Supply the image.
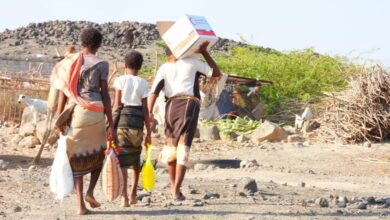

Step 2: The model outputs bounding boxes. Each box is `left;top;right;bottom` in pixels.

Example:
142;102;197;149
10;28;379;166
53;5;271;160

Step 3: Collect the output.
0;20;159;49
0;20;244;59
310;195;390;209
3;107;56;151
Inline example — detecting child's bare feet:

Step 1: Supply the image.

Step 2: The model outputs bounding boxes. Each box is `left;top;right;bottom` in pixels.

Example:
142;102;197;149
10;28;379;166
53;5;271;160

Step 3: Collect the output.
77;208;90;215
130;194;137;205
85;195;101;208
120;196;130;207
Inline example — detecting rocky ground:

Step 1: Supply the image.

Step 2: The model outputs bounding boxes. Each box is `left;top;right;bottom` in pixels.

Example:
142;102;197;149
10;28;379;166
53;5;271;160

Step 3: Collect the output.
0;120;389;220
0;20;243;63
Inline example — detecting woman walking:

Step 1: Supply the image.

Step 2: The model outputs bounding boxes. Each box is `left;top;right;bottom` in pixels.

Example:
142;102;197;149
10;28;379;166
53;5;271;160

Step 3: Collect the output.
53;28;114;215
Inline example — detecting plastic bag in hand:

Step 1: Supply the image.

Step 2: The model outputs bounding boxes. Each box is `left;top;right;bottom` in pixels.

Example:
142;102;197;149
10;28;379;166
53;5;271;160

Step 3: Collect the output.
49;134;74;201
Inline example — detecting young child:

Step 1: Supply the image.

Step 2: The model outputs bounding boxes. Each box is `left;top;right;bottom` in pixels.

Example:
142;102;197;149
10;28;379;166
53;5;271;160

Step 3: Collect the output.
113;51;151;207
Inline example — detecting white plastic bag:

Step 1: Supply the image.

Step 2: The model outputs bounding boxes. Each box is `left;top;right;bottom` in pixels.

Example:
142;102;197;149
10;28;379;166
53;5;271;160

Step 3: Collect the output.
49;134;74;200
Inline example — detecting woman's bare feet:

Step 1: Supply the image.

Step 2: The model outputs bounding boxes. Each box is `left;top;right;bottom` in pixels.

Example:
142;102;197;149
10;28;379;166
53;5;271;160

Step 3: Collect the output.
85;194;101;208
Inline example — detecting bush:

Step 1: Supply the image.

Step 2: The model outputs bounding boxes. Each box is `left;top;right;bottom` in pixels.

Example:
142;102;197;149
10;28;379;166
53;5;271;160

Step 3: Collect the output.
214;46;356;114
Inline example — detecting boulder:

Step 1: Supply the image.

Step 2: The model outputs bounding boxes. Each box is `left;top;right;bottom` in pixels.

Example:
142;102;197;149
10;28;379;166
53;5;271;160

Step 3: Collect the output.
199;124;220;141
315;197;329;208
203;193;220;200
356;202;367;210
18;107;46;137
18;136;40;148
10;135;23;144
240;160;259;169
19;122;35;137
250;120;288;144
238;177;257;193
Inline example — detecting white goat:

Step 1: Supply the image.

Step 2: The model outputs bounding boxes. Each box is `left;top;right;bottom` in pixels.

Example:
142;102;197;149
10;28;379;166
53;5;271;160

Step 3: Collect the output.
18;94;48;124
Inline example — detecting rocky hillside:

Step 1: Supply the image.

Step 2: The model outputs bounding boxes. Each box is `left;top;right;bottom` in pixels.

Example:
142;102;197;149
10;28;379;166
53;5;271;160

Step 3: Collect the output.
0;20;243;62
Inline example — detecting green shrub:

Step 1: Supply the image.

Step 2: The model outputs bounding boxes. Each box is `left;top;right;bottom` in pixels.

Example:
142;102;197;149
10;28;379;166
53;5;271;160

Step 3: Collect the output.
214;46;355;113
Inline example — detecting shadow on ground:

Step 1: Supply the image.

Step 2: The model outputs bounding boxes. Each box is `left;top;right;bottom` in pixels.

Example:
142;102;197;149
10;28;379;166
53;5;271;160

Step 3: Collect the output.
0;154;53;169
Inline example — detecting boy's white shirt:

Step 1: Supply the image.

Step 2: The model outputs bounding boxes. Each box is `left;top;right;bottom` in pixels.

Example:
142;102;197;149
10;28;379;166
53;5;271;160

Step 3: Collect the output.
113;74;149;106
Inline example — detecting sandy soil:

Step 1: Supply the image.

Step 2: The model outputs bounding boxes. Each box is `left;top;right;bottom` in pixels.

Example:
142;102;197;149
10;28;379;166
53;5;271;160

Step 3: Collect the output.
0;130;389;220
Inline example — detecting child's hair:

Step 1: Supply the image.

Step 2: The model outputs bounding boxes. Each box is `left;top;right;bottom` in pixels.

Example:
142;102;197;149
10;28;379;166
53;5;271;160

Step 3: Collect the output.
125;51;143;70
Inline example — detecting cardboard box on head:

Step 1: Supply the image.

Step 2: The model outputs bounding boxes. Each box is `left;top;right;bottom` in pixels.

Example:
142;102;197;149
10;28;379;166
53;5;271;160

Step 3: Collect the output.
157;15;219;59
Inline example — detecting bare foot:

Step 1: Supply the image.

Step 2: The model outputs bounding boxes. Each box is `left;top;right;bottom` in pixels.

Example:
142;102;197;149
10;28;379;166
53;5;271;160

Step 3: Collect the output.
130;195;137;205
120;197;130;207
77;208;90;215
85;195;101;208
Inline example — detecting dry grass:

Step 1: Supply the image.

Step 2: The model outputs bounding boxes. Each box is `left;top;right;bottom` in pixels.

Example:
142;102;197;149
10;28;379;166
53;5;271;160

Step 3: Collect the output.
318;65;390;143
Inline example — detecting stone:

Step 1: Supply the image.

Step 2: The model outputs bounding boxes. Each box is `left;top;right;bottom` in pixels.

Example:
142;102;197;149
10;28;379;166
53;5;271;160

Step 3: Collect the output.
302;120;321;133
338;196;348;203
189;189;199;194
203;193;220;200
13;206;22;212
199;124;220;141
250;120;288;144
238;192;247;197
19;122;36;137
237;135;249;143
10;135;23;144
349;196;359;204
315;198;329;208
18;136;40;148
240;160;259;169
0;160;10;170
337;201;347;208
239;177;258;193
363;142;372;148
366;196;376;205
356;202;367;210
192;199;204;207
386;198;390;206
193;163;209;171
287;134;304;143
299;182;306;187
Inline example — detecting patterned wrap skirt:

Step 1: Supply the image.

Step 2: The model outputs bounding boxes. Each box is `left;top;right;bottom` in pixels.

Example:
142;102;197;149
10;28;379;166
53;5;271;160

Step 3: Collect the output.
114;106;145;168
57;102;106;177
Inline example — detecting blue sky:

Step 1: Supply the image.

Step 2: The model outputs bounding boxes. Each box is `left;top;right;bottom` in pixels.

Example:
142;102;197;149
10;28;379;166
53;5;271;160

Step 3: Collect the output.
1;0;390;65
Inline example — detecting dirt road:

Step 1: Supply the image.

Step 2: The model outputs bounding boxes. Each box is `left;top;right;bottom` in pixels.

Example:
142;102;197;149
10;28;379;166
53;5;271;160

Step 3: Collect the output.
0;132;389;220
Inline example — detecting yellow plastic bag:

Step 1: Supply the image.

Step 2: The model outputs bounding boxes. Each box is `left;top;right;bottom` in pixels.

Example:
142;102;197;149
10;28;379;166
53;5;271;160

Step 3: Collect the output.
141;145;155;192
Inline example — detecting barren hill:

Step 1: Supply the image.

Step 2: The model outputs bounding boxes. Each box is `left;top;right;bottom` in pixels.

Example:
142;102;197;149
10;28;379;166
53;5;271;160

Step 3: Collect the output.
0;20;243;63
